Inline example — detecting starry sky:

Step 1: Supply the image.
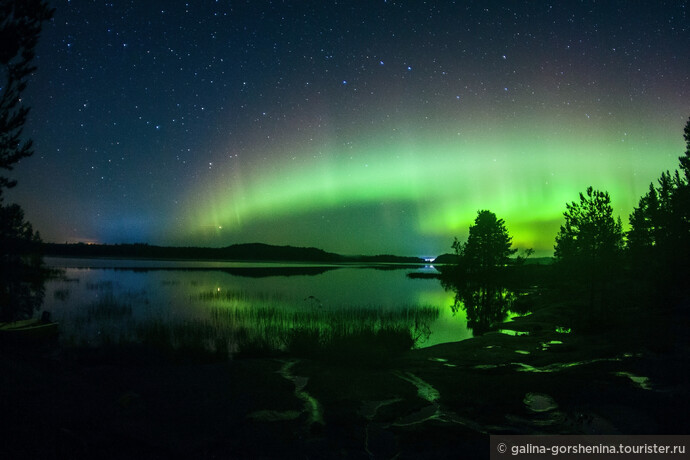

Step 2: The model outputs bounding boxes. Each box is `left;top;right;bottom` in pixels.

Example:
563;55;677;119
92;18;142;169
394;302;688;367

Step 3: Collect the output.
7;0;690;257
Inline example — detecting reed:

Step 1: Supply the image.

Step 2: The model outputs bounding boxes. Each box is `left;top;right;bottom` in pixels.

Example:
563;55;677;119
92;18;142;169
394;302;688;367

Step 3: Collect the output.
58;295;440;363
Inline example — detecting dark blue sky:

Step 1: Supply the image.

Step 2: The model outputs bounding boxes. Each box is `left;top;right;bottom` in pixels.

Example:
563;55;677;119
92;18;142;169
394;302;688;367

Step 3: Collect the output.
7;1;689;255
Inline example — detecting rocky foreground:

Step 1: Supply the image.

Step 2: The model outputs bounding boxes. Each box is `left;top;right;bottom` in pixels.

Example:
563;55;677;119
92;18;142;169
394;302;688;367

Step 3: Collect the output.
2;295;688;459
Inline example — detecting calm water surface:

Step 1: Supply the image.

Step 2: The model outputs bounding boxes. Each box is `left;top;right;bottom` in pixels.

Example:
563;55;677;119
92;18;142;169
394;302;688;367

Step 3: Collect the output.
42;257;483;350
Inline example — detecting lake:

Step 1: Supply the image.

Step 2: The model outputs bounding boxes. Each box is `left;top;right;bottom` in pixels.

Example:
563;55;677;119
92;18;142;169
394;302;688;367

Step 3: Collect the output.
41;257;523;355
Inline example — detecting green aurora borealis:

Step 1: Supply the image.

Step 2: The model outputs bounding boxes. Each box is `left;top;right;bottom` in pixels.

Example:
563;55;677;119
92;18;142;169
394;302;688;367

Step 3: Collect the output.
180;112;686;257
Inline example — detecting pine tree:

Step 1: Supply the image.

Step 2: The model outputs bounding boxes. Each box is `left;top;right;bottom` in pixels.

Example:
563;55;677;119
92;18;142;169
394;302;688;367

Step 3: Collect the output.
681;116;690;182
554;186;623;269
0;0;54;195
459;210;517;271
627;117;690;284
554;187;624;315
627;182;659;262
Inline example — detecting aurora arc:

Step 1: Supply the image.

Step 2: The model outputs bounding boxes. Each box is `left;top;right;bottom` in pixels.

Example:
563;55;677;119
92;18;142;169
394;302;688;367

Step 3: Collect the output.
178;115;682;256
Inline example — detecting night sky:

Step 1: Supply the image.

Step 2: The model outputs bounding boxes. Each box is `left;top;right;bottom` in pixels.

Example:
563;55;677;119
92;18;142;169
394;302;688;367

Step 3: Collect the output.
7;1;689;257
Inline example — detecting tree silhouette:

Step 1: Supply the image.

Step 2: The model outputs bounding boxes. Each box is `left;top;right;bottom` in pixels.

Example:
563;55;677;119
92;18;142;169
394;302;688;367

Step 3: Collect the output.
555;187;623;268
0;0;54;195
681;116;690;182
628;182;660;262
554;187;623;314
0;202;43;321
457;210;517;272
0;0;53;321
627;116;690;289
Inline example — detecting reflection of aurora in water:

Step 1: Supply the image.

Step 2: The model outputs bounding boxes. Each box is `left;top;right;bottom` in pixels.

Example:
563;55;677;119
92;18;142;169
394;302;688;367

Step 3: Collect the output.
207;303;440;354
58;291;440;355
43;261;472;352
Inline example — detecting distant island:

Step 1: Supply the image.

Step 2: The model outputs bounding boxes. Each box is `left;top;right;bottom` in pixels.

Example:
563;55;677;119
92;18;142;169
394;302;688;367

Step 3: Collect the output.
42;242;427;264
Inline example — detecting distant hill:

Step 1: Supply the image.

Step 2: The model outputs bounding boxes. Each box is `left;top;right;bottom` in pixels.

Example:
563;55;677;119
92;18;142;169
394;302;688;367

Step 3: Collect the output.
218;243;344;262
42;242;425;264
42;242;344;262
343;254;427;264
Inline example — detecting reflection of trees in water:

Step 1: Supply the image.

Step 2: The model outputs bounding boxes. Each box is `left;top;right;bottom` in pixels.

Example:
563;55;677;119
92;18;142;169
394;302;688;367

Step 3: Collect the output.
0;208;47;321
443;280;517;335
0;251;46;322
